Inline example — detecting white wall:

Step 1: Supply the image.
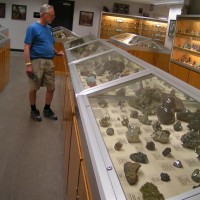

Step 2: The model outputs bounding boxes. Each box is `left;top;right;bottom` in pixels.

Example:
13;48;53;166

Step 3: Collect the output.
0;0;171;50
164;5;182;50
0;0;47;49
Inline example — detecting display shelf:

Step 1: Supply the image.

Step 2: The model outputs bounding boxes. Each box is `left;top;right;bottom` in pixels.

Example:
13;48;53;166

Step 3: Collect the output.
99;12;168;45
170;15;200;78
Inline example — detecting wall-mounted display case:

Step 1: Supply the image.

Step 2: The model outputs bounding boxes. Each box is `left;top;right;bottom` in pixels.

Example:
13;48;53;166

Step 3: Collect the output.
99;12;168;45
169;15;200;89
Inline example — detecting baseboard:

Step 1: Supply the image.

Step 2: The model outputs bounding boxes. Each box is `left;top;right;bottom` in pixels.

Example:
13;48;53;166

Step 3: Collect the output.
11;49;23;52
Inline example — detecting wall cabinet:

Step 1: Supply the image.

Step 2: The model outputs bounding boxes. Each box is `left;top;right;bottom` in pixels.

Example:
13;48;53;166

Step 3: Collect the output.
170;15;200;89
99;12;167;45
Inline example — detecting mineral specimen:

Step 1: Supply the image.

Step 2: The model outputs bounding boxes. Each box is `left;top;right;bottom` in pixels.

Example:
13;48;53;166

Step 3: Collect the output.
157;97;175;125
130;110;139;118
180;131;200;149
152;120;162;131
173;121;183;131
114;142;123;151
106;128;114;136
129;152;148;163
173;160;183;168
176;109;193;123
126;123;140;143
121;116;129;127
151;130;170;144
194;147;200;159
86;73;96;87
162;147;171;157
124;162;141;185
187;110;200;132
160;173;170;182
99;116;110;127
138;113;152;125
118;99;125;110
115;88;126;96
191;169;200;183
140;182;165;200
146;141;155;150
98;100;107;108
128;86;163;115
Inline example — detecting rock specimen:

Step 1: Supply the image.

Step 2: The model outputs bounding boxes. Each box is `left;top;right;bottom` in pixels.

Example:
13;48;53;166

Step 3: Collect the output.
173;121;183;131
180;131;200;149
187;110;200;132
146;141;155;150
99;116;110;127
128;86;163;115
138;113;152;125
80;68;90;76
140;182;165;200
86;73;97;87
124;162;141;185
157;97;175;125
118;99;125;110
126;123;140;143
191;169;200;183
152;120;162;131
106;128;114;136
130;110;139;118
162;147;171;157
114;142;123;151
130;152;148;163
151;130;170;144
176;109;193;122
115;88;126;96
98;100;107;108
160;172;170;182
173;160;183;168
121;116;129;127
194;147;200;159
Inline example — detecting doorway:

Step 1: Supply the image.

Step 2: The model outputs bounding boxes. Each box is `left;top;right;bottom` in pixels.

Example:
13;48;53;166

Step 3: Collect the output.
48;0;75;30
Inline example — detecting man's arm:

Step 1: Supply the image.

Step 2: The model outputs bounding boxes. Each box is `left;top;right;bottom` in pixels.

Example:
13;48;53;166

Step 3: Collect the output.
24;43;32;75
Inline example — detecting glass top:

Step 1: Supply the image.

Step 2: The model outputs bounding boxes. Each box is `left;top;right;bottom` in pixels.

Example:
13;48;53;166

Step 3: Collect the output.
87;74;200;200
73;50;145;89
65;34;97;49
68;40;112;62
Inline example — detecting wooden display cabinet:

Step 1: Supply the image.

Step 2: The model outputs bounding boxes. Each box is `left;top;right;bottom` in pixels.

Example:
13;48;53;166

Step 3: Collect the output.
99;12;167;44
169;15;200;89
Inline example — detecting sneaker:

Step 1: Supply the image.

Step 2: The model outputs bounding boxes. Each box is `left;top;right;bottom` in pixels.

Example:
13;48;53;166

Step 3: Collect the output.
43;108;58;120
30;109;42;122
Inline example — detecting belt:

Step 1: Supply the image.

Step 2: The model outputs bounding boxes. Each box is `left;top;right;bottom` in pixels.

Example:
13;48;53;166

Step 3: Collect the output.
31;57;53;60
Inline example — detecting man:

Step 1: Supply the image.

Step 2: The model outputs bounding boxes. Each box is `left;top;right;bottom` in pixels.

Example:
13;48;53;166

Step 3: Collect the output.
24;4;64;122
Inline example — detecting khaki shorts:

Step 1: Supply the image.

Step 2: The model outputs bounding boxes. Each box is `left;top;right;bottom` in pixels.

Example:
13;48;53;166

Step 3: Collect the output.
29;59;55;91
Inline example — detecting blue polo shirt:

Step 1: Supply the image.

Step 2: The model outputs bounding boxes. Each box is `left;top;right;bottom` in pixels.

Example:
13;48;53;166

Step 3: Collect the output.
24;22;55;60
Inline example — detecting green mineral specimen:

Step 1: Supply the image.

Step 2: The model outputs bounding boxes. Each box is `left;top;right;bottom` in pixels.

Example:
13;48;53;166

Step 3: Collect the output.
140;182;165;200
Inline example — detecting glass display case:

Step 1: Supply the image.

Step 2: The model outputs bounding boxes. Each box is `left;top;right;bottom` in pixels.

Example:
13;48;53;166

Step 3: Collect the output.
0;33;10;48
0;24;9;37
64;34;97;49
110;33;170;54
99;12;168;44
66;39;114;63
68;47;155;94
76;69;200;200
170;15;200;73
52;26;79;43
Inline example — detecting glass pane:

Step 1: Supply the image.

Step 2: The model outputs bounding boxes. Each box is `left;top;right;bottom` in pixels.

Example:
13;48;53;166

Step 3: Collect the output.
88;74;200;200
74;50;145;89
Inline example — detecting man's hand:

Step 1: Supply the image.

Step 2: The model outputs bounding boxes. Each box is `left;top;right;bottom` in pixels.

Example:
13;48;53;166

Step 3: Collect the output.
55;51;64;56
26;64;33;76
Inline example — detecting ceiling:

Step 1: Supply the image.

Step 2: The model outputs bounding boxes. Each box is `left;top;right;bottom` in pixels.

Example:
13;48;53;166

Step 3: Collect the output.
120;0;184;5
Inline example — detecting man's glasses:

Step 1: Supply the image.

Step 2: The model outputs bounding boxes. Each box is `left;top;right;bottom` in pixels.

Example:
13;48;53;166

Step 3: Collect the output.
46;12;55;18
